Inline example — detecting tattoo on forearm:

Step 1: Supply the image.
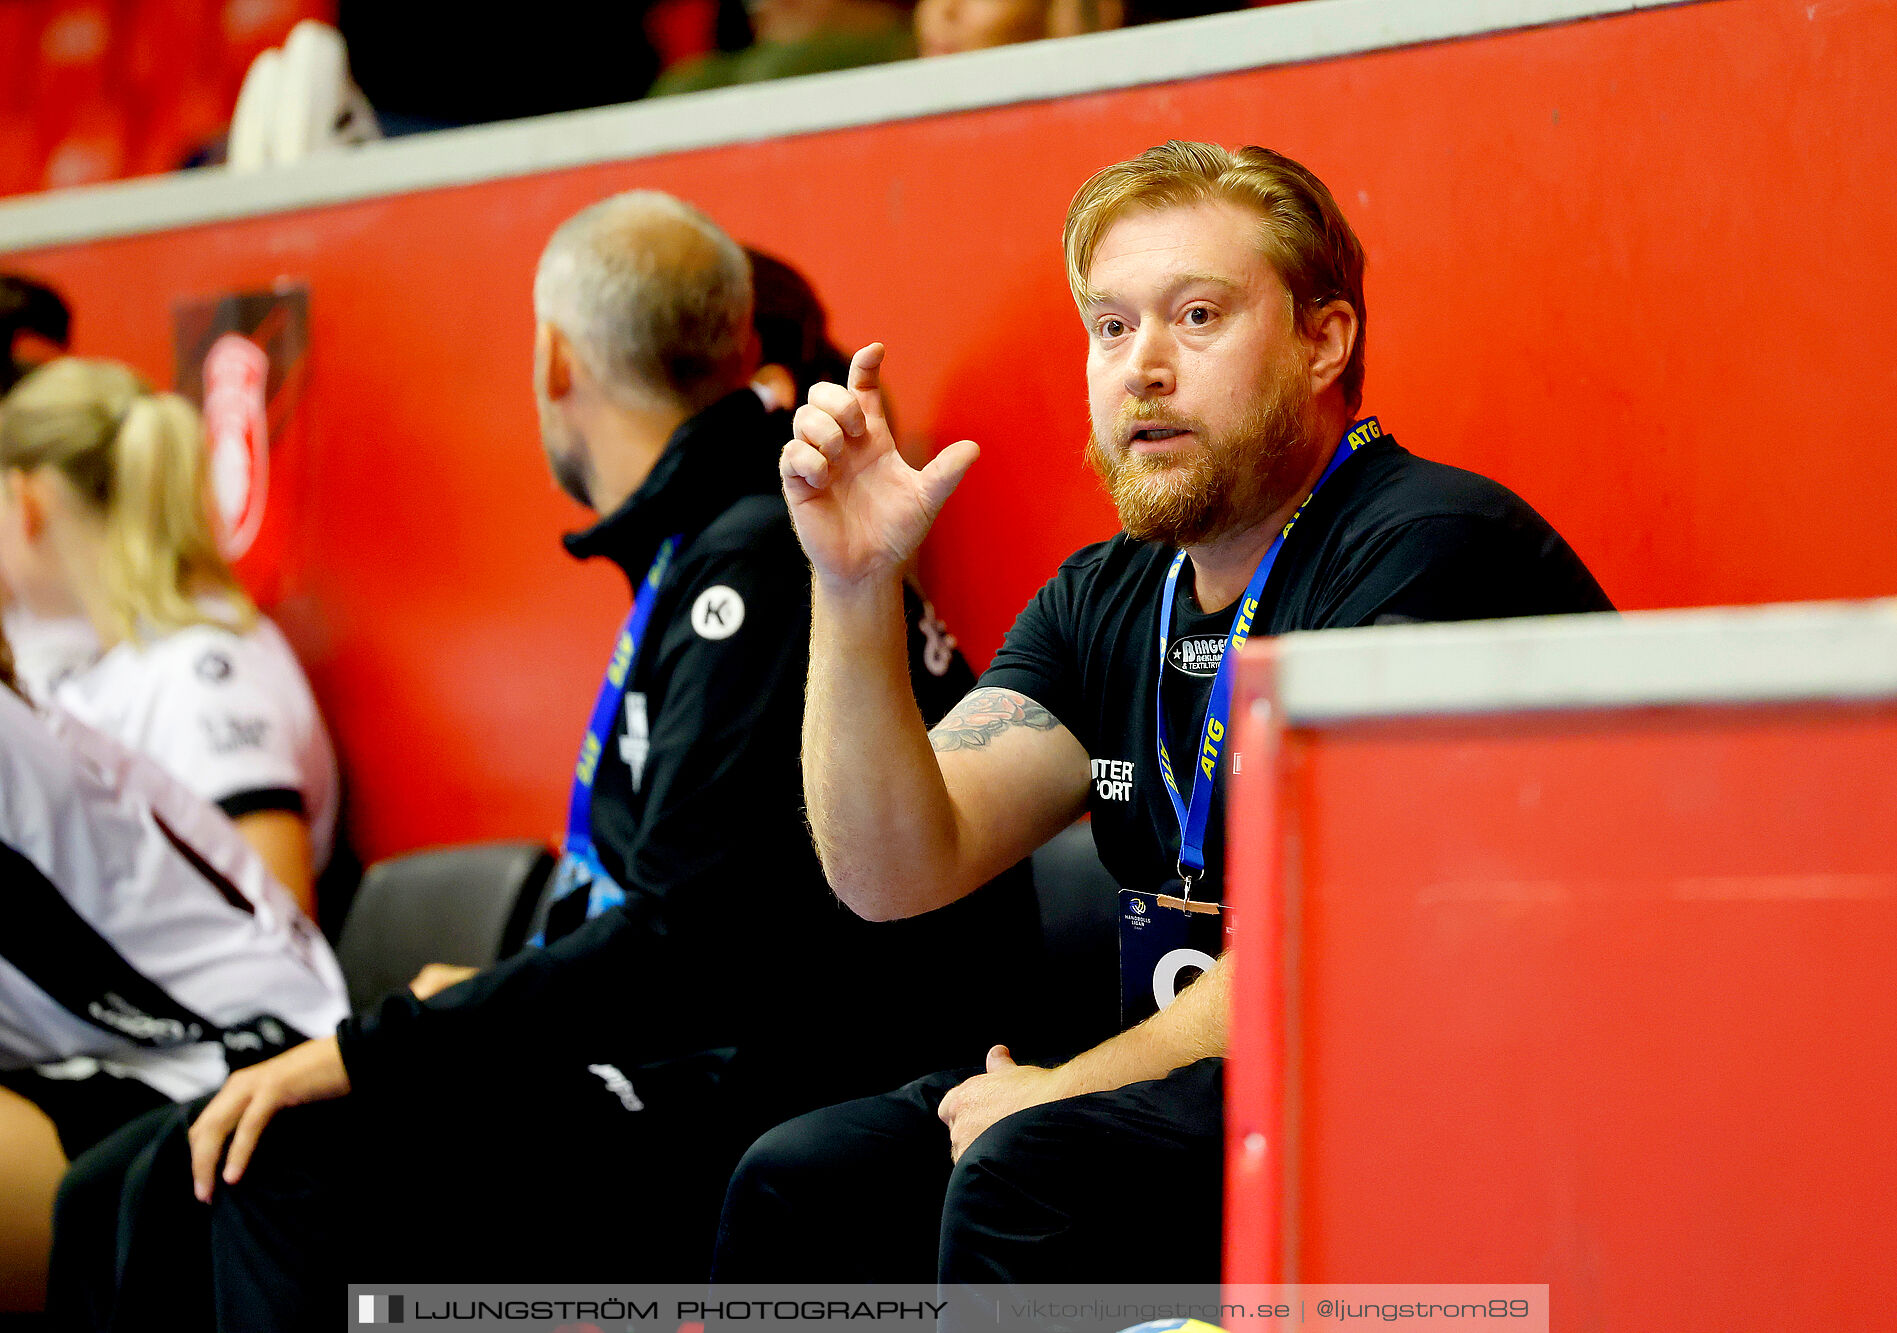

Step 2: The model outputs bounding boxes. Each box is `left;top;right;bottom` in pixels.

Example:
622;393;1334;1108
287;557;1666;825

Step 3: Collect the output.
929;688;1060;752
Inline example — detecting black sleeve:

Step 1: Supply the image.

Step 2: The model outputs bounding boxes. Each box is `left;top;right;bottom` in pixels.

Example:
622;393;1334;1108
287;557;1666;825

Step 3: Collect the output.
608;537;814;912
336;901;706;1092
975;562;1089;742
215;788;305;820
1316;514;1614;629
336;533;816;1092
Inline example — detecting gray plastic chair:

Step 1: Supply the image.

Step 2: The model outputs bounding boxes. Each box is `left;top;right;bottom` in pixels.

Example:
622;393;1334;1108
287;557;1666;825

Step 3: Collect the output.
333;841;556;1012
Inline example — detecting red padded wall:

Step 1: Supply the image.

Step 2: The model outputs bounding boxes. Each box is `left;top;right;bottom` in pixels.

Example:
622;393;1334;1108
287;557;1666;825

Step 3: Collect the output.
1226;645;1897;1325
6;0;1893;860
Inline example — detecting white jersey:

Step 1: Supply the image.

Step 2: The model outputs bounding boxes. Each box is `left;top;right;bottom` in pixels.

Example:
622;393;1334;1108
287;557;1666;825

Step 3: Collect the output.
0;605;98;704
54;613;338;872
0;687;348;1101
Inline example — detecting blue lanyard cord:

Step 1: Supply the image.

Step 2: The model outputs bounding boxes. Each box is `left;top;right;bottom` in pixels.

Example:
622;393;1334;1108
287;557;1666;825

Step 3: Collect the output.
563;535;680;861
1155;418;1381;891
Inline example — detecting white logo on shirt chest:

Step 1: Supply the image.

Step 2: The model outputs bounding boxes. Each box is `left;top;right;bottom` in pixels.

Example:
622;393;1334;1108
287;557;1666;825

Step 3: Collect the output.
1166;634;1227;677
619;692;650;791
1091;758;1135;803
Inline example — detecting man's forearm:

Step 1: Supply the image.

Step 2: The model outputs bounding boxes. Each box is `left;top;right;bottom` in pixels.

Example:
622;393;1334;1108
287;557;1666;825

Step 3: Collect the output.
934;955;1230;1162
1049;954;1230;1097
805;575;970;920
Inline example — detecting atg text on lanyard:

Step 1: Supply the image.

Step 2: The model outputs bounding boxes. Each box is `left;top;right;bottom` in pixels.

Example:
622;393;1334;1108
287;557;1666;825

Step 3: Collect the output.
1155;417;1380;895
532;535;681;945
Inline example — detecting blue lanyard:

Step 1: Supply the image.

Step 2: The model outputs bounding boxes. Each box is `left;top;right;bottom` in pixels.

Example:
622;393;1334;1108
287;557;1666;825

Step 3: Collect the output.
562;536;679;880
1155;418;1381;893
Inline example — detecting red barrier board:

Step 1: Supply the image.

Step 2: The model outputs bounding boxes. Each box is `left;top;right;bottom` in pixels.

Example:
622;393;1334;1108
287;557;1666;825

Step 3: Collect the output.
1225;608;1897;1329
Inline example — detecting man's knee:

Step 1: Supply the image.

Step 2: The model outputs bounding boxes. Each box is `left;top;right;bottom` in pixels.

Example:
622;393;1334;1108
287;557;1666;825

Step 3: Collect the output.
939;1081;1222;1280
53;1102;188;1243
944;1097;1090;1227
725;1107;847;1216
713;1110;855;1281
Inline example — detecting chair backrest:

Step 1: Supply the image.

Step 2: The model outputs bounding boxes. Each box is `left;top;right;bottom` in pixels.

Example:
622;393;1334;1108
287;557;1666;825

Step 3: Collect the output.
333;840;555;1012
1028;820;1123;1058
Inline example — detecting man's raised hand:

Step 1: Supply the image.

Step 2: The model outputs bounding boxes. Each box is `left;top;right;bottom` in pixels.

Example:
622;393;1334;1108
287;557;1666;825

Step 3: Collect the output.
780;343;979;589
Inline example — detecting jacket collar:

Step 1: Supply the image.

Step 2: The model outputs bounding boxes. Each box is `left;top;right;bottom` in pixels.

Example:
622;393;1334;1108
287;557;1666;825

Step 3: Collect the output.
562;390;785;585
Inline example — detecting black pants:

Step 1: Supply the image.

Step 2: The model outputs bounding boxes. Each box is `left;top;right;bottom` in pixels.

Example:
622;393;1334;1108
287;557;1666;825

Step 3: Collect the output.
710;1057;1224;1285
51;1054;748;1333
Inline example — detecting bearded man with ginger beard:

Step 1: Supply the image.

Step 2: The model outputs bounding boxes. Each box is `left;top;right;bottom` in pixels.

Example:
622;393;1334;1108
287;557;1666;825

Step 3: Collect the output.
711;141;1614;1284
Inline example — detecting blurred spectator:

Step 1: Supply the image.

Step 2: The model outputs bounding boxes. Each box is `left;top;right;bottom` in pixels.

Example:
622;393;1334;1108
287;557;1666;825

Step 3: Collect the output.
918;0;1248;56
916;0;1047;55
335;1;734;131
1;275;72;395
226;20;380;172
745;249;850;413
0;359;339;916
651;0;915;96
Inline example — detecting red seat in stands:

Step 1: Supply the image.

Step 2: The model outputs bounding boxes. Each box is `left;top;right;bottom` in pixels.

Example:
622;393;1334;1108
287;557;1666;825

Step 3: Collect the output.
0;115;44;198
0;2;45;116
647;0;720;74
33;1;116;135
39;98;129;191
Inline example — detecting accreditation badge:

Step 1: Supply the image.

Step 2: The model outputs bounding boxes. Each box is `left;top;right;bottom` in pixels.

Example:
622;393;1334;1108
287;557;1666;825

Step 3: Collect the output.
1117;888;1233;1029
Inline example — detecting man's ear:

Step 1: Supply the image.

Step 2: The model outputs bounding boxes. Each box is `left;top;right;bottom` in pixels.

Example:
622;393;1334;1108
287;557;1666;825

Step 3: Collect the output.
537;322;574;402
1302;299;1359;399
751;363;798;412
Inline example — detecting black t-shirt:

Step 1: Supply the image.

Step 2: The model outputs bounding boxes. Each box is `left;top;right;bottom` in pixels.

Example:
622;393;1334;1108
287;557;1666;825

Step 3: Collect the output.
980;435;1614;902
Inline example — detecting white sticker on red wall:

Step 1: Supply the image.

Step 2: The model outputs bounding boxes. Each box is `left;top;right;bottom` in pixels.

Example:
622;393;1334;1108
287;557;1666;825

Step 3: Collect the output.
202;332;270;561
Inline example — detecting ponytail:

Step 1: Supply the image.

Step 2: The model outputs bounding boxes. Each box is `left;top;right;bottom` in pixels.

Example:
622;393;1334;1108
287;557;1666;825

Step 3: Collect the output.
0;358;255;643
100;391;255;640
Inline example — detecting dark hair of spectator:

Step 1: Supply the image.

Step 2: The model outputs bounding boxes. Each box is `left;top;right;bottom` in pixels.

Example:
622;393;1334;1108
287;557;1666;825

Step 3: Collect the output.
1;274;73;395
1122;0;1245;24
746;249;851;396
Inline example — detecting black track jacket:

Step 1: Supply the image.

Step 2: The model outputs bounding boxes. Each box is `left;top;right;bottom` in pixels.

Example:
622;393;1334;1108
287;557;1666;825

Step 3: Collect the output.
335;392;1008;1118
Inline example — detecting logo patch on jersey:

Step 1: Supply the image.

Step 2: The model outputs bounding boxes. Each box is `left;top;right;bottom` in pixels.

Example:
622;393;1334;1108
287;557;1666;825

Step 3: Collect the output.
1167;634;1227;678
201;715;269;753
917;599;958;677
195;650;234;683
618;692;651;792
690;586;745;640
86;993;200;1047
588;1062;646;1113
1091;757;1135;803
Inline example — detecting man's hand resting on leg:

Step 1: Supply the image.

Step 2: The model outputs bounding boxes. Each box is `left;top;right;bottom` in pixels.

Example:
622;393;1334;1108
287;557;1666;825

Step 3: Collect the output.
187;1036;351;1201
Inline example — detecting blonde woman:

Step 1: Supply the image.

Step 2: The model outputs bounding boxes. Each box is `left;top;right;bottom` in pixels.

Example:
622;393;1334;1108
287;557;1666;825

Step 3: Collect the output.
0;621;348;1312
0;358;337;914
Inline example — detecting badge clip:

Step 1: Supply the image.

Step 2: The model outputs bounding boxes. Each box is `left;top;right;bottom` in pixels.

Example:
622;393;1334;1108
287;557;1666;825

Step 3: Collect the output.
1175;858;1203;902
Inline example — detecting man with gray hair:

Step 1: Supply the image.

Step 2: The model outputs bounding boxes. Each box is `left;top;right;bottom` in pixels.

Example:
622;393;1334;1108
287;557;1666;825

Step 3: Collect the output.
52;191;1000;1329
